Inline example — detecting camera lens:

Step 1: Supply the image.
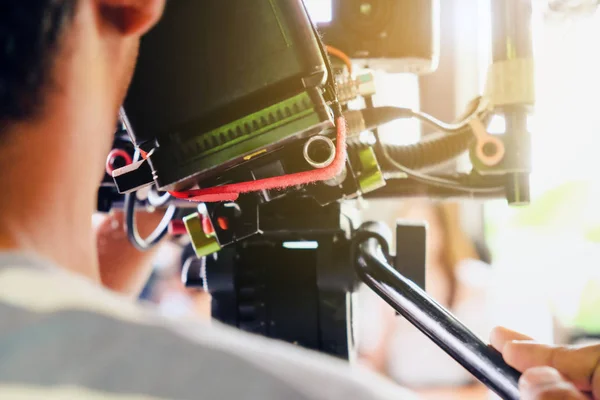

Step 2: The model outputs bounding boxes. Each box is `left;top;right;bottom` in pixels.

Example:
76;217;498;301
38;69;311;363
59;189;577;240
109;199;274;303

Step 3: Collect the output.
340;0;395;39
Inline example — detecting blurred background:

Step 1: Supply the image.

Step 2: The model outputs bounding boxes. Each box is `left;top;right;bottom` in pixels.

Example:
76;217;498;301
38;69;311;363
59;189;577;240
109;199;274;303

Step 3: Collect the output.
136;0;600;398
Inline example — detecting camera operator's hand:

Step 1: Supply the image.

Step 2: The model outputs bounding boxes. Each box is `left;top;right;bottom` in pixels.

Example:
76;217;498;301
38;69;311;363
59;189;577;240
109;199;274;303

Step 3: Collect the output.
95;211;166;297
491;326;600;400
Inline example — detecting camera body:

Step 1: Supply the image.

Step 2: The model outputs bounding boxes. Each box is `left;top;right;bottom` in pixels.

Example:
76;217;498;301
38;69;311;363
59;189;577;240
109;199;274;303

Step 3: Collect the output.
119;0;335;193
112;0;442;198
318;0;440;74
101;1;534;386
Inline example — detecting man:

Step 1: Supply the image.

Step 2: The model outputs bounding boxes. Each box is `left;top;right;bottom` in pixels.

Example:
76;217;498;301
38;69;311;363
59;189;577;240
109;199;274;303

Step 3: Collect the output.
0;1;596;400
0;1;412;399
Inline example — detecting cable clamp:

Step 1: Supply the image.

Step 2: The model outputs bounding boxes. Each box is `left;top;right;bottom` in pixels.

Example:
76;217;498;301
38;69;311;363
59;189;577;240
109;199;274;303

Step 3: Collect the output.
469;118;505;167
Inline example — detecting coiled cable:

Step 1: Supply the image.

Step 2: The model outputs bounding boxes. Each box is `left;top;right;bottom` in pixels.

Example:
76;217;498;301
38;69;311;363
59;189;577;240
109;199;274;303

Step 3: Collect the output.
349;129;474;172
347;98;503;193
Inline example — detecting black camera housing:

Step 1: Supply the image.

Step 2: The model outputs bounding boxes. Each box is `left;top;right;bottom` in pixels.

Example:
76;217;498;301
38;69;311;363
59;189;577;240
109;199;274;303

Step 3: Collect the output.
318;0;440;74
120;0;334;191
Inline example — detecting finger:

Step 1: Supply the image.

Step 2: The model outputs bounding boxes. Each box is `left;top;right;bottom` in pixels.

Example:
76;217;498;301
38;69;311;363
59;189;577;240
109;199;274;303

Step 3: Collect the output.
503;342;555;371
490;326;534;352
504;342;600;392
520;367;588;400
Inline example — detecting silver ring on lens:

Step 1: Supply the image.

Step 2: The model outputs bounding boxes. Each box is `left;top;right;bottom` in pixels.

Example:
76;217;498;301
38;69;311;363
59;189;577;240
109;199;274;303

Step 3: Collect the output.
303;136;336;169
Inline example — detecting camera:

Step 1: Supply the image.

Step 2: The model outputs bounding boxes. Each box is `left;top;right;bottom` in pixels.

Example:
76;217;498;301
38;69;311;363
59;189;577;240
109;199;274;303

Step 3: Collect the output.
316;0;441;74
100;1;536;398
117;0;336;193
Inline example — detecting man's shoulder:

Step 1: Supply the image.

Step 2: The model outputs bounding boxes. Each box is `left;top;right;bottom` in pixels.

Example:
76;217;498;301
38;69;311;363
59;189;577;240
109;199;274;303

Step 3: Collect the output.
0;254;414;400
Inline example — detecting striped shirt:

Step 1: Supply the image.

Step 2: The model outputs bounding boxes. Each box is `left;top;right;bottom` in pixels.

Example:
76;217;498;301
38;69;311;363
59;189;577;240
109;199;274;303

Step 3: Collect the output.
0;253;415;400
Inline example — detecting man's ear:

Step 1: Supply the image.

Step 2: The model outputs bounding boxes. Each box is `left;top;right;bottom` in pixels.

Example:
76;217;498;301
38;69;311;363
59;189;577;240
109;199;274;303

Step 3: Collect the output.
96;0;166;36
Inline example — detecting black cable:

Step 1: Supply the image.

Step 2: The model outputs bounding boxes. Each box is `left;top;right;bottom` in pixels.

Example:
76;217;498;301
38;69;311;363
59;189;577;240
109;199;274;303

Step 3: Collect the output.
386;131;473;170
361;106;477;134
377;140;502;193
360;106;413;131
364;101;504;193
363;175;505;199
309;13;342;119
124;151;177;252
349;129;474;171
346;104;480;171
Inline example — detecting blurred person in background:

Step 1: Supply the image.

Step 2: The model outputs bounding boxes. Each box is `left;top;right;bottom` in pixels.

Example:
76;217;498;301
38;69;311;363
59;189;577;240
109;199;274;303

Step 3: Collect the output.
358;201;492;391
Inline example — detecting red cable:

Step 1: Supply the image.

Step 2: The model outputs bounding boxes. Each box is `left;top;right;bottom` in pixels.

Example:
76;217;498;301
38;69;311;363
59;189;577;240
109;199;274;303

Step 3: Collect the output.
169;117;347;203
168;220;188;236
105;149;133;175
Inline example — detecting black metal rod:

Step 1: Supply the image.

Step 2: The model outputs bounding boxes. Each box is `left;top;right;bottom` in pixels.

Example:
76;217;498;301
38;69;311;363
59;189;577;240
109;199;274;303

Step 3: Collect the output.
491;0;534;205
491;0;533;62
363;178;506;200
356;237;521;400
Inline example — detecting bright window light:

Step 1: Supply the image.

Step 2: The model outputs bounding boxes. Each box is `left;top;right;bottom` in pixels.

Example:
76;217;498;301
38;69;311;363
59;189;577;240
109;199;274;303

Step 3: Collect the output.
484;6;600;335
374;72;421;145
282;241;319;250
486;115;536;135
487;115;506;135
304;0;333;24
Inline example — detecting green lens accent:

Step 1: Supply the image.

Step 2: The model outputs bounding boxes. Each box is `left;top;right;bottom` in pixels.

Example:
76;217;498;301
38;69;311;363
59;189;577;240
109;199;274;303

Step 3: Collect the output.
357;147;386;194
184;213;222;258
178;92;317;163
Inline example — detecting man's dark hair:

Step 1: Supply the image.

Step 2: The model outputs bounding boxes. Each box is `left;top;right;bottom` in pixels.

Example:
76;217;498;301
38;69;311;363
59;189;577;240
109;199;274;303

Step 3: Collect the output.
0;0;78;125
